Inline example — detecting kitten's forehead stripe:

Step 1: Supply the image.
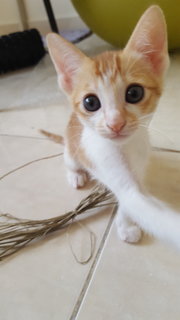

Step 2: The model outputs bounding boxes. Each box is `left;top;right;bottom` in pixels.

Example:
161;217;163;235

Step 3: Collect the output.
93;51;121;82
92;51;162;97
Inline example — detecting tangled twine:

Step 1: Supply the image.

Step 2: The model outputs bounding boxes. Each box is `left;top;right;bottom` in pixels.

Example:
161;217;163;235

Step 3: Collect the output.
0;154;116;262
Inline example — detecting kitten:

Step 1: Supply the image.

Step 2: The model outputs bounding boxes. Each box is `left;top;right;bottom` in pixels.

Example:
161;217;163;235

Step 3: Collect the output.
45;6;180;247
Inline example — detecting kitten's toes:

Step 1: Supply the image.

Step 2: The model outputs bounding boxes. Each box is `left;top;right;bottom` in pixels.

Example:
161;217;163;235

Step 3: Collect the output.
117;225;142;243
67;170;88;189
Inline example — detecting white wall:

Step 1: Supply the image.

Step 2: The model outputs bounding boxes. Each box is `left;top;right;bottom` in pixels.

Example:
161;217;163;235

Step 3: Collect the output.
0;0;80;35
24;0;78;21
0;0;20;25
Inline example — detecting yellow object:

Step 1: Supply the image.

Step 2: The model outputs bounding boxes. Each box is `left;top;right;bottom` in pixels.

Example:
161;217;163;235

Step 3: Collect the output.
72;0;180;50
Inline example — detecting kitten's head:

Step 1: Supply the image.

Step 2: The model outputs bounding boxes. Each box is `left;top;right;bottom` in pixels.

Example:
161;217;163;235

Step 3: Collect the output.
47;5;169;142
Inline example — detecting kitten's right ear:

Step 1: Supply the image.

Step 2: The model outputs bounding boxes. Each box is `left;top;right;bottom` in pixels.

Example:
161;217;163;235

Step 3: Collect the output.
46;33;87;94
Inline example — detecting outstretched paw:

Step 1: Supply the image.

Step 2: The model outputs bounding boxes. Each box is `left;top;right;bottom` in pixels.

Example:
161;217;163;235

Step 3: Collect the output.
117;225;142;244
67;170;88;189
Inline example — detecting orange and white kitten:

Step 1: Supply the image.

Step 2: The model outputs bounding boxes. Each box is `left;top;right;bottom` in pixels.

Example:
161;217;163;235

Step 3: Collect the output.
46;6;180;247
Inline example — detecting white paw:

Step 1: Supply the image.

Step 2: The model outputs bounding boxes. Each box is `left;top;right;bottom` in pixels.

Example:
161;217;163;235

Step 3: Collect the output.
67;170;88;189
117;225;142;243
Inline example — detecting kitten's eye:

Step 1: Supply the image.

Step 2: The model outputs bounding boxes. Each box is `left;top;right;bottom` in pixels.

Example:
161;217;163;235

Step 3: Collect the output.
126;84;144;104
83;95;101;112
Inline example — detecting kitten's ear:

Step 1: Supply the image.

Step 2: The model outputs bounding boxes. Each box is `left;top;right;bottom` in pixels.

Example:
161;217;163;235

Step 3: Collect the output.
46;33;87;93
124;6;169;75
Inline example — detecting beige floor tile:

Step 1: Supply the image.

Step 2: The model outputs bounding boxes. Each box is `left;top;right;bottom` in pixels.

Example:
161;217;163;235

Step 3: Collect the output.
149;54;180;151
77;151;180;320
0;104;71;138
0;135;114;320
146;151;180;209
0;55;64;111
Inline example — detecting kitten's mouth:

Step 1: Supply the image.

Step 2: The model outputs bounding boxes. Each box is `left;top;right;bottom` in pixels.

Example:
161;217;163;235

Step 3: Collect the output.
99;127;137;140
113;135;128;140
109;131;131;140
108;128;137;141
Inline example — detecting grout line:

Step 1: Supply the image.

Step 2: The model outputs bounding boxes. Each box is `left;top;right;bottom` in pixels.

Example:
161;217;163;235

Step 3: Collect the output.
0;133;50;141
153;146;180;154
69;205;117;320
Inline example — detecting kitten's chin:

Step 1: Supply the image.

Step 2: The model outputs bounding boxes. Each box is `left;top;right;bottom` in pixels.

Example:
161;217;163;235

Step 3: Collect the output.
110;134;132;145
102;131;136;144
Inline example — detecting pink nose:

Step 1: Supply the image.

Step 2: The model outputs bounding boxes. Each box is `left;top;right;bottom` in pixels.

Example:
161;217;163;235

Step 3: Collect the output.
107;120;126;133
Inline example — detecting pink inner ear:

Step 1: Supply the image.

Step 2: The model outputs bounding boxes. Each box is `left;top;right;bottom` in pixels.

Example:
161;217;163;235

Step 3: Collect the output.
55;55;78;93
61;74;73;93
54;53;82;93
146;51;164;74
139;28;166;74
47;33;87;94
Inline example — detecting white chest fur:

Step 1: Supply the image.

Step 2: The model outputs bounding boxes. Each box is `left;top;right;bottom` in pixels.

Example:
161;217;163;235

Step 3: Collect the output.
81;126;150;195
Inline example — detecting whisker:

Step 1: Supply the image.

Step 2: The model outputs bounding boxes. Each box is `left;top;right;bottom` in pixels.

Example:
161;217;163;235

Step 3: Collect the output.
139;124;175;144
72;144;82;158
67;125;82;129
67;133;81;143
71;130;93;158
139;112;155;121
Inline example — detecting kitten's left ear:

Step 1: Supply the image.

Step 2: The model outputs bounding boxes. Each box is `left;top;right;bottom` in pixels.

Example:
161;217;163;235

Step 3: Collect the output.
124;5;169;75
46;33;88;94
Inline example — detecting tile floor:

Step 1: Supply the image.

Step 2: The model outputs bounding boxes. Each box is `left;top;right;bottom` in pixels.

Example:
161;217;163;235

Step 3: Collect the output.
0;35;180;320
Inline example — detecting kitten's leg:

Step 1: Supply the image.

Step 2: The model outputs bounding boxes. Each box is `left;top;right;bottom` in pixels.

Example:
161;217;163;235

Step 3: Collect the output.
64;147;88;189
116;208;142;243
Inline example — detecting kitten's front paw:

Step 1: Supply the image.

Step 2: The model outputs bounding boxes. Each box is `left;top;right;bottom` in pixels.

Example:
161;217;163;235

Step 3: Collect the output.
117;225;142;244
67;170;88;189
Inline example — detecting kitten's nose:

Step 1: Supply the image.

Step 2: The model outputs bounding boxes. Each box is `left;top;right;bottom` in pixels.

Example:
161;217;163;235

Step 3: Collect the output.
107;120;126;133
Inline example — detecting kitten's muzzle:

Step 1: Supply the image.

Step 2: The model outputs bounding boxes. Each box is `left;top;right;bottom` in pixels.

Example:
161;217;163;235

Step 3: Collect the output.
106;122;137;140
106;120;126;134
